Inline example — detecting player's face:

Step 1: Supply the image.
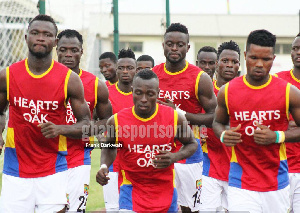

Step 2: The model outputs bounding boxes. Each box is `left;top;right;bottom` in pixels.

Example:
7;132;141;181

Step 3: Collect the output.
26;20;57;59
132;77;159;117
57;36;82;70
137;61;153;72
245;44;275;82
291;37;300;69
217;49;240;81
196;51;217;79
117;58;137;85
99;58;117;81
163;32;190;64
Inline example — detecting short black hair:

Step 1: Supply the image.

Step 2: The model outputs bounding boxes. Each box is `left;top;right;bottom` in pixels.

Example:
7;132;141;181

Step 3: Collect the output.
118;48;136;60
217;40;241;59
246;29;276;52
28;14;58;36
197;46;217;55
137;55;155;67
99;52;117;63
134;69;158;80
165;23;188;34
165;23;189;42
57;29;83;45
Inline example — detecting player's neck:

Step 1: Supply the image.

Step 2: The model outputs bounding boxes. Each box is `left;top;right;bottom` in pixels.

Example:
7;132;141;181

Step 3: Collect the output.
293;66;300;79
71;67;80;75
216;77;228;88
110;76;118;84
134;104;156;119
245;74;270;87
27;53;53;74
165;60;186;73
117;81;132;93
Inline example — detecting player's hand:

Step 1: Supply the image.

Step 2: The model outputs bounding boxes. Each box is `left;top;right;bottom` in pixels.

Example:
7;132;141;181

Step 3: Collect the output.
222;124;242;147
152;150;176;169
253;122;276;145
157;98;176;109
96;167;110;186
0;134;4;155
38;122;61;138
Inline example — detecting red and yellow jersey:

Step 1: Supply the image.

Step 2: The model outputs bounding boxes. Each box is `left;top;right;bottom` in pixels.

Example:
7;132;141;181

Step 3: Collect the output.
203;80;231;181
105;80;116;88
277;69;300;173
116;104;177;212
153;61;203;164
108;83;133;115
4;59;71;178
65;69;98;168
108;83;134;172
226;75;290;191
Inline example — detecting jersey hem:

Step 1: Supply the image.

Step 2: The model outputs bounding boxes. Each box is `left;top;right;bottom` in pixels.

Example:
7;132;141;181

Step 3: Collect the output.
228;180;289;192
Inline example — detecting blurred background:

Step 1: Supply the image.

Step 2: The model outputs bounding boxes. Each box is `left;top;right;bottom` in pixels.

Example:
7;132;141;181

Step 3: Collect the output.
0;0;299;211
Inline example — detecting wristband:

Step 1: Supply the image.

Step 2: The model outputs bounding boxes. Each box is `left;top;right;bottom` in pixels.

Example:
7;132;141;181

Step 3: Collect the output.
100;164;108;170
275;131;279;143
275;131;285;143
220;131;226;143
176;107;186;116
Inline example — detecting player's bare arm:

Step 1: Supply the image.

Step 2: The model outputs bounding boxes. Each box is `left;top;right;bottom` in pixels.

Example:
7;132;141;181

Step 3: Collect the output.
96;115;117;185
0;69;8;115
186;72;217;127
254;85;300;145
212;86;242;147
0;113;6;155
288;120;297;129
0;69;8;155
40;71;91;139
93;80;112;135
153;112;198;169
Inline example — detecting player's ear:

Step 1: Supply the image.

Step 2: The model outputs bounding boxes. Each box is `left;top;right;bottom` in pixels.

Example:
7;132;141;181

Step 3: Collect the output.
215;61;219;73
131;86;133;92
54;38;58;47
244;51;247;59
187;44;190;52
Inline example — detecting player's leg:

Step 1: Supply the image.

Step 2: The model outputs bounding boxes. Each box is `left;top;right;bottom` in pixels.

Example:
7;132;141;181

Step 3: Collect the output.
262;185;290;213
103;171;119;211
0;174;35;213
175;162;202;213
65;165;91;212
35;170;68;213
199;176;223;211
